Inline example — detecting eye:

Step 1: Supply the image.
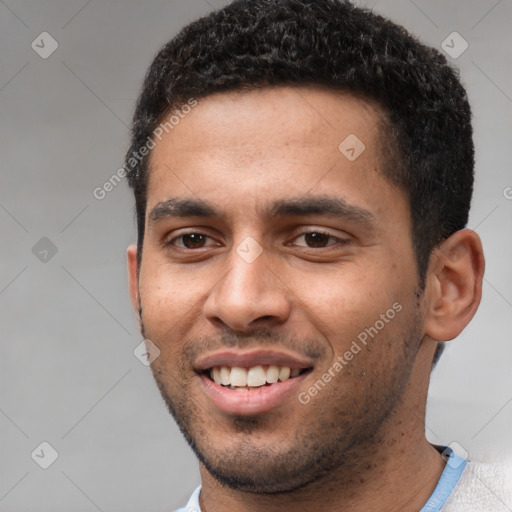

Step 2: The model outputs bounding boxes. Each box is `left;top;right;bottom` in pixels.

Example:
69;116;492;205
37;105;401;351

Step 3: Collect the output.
291;231;348;248
168;232;218;249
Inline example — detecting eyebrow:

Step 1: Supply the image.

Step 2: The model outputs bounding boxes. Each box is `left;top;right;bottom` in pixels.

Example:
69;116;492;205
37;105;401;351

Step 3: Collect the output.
267;196;376;226
149;198;218;223
148;195;377;228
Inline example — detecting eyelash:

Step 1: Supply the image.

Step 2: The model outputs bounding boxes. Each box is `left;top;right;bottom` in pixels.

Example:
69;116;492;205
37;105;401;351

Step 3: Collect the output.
291;230;349;248
166;230;349;250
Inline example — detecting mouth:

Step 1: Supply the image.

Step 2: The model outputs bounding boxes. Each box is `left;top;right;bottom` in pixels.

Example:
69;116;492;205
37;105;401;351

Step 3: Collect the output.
194;349;315;415
201;364;312;391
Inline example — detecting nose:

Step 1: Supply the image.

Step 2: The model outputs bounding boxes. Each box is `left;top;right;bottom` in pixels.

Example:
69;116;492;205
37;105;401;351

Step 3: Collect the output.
203;242;291;332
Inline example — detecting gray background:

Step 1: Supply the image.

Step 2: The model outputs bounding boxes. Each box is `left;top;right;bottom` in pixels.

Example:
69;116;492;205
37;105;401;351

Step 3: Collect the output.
1;0;511;510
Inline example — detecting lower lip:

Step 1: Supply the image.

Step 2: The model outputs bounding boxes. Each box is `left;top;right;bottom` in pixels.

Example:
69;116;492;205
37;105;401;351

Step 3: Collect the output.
198;373;309;415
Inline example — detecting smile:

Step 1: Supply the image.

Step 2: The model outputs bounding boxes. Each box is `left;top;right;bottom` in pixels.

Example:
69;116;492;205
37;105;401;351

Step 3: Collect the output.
195;349;315;414
206;365;309;390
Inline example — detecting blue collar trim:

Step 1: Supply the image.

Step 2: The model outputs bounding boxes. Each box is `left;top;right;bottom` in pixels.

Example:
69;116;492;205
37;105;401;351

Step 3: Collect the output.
419;445;467;512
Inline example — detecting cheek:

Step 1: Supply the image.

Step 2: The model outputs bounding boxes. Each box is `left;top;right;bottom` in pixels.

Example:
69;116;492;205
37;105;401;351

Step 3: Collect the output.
138;265;200;344
289;260;418;378
292;264;402;333
140;258;205;305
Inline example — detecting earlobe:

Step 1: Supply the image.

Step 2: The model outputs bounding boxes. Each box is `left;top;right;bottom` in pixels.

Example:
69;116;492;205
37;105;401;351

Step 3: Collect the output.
127;245;141;327
423;229;485;342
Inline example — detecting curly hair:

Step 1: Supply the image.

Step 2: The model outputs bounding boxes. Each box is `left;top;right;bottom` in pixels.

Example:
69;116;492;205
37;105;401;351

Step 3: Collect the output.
126;0;474;359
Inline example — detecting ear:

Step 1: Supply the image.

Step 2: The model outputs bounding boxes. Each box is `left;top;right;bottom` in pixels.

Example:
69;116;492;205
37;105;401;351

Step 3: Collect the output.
127;244;141;328
423;229;485;342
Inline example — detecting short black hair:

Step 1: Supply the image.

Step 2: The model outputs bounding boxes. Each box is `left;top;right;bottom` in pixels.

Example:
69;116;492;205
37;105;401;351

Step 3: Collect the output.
126;0;474;293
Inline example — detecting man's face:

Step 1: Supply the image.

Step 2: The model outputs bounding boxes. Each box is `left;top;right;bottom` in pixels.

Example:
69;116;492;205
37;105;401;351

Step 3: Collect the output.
129;86;427;493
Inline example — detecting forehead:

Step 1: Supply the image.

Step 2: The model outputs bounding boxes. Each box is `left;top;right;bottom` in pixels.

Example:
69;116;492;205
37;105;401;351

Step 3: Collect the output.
151;86;385;159
146;86;404;224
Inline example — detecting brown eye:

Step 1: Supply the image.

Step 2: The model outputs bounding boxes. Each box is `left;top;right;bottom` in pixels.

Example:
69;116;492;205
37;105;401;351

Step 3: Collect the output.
170;233;215;249
182;233;206;248
303;232;331;248
293;231;346;248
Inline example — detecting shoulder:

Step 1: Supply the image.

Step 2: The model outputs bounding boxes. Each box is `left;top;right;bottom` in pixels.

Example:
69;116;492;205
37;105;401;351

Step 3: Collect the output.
441;459;512;512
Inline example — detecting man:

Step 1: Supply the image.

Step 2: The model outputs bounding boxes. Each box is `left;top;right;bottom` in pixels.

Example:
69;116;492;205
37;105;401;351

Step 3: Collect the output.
124;0;503;510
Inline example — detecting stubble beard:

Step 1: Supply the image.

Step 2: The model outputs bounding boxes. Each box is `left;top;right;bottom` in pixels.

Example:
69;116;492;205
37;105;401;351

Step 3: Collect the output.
140;307;422;495
142;324;419;495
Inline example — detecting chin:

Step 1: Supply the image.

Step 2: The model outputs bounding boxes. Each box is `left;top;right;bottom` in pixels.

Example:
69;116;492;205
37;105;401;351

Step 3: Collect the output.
195;442;327;494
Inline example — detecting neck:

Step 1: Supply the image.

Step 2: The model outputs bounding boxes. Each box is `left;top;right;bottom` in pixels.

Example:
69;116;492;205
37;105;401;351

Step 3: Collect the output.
199;339;445;512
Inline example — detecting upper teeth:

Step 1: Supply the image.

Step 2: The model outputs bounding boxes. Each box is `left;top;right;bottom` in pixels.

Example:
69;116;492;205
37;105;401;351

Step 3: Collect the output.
210;365;301;387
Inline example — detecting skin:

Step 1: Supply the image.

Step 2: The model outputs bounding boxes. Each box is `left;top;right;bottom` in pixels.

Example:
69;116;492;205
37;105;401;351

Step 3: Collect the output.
127;86;485;511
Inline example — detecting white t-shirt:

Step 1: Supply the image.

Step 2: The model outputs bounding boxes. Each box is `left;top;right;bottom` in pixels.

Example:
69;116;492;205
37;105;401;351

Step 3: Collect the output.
174;446;512;511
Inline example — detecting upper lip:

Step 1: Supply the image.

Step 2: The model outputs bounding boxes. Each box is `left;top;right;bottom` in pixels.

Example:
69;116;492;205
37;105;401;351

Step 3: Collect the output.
194;348;315;371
